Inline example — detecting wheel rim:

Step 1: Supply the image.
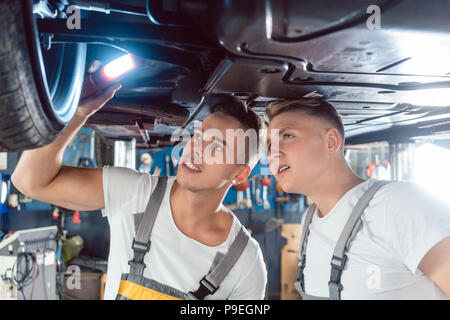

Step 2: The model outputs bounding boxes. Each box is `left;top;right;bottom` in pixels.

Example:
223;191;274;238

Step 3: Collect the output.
41;42;87;123
22;0;86;126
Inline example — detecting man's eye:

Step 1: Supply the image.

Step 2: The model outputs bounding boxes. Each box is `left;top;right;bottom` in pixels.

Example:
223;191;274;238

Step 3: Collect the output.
283;134;293;139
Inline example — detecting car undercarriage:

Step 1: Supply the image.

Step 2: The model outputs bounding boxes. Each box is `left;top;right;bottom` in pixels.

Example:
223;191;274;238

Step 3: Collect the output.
2;0;450;151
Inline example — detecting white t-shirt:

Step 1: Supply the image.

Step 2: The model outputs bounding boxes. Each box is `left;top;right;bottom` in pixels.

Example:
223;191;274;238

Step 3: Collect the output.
302;178;450;299
101;166;267;300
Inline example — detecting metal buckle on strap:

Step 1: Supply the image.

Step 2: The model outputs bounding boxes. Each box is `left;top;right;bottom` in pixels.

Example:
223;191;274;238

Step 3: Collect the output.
199;276;219;294
188;276;219;300
131;239;151;253
128;259;147;269
330;254;347;270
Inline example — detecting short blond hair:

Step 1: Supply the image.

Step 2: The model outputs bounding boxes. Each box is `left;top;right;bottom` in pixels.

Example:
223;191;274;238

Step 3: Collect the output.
265;98;345;146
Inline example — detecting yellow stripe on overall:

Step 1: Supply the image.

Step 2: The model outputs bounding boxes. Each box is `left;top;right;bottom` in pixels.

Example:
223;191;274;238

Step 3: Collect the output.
117;280;183;300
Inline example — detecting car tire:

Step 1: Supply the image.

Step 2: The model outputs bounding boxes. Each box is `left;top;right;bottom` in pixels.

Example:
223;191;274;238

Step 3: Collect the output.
0;0;86;151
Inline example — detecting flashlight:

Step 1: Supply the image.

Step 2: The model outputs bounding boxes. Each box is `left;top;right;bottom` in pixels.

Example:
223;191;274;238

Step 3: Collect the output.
80;53;141;99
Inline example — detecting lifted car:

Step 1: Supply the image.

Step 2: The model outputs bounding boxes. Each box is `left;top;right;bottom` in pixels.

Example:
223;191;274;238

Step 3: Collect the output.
1;0;450;151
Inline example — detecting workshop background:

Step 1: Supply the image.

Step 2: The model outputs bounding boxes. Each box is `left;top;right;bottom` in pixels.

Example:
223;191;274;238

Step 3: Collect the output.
1;127;450;300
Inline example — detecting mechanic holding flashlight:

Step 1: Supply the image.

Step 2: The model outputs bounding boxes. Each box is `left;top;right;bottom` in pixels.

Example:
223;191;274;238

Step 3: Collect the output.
11;59;267;300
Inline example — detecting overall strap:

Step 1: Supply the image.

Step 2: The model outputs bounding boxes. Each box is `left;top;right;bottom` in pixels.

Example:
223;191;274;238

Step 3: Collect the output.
188;226;249;300
328;180;391;300
128;177;168;277
295;204;316;294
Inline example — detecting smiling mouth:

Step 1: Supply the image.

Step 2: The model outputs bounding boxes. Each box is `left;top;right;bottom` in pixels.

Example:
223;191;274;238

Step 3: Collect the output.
278;165;290;175
183;161;201;172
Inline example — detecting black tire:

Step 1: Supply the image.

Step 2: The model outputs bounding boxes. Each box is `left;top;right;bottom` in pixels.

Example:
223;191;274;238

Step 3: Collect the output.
0;0;86;151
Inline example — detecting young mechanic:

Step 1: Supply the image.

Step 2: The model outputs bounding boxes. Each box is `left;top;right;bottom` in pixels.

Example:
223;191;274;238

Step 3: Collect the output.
11;82;267;300
265;98;450;300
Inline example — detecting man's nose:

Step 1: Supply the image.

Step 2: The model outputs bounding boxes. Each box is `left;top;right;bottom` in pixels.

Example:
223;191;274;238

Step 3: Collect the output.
191;137;212;162
191;138;203;157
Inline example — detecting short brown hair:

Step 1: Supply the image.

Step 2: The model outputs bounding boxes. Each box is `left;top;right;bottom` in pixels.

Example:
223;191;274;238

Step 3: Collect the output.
265;98;345;146
209;96;265;167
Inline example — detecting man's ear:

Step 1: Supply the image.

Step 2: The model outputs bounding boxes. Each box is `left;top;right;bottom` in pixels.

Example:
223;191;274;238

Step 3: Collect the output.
234;165;251;184
326;128;342;154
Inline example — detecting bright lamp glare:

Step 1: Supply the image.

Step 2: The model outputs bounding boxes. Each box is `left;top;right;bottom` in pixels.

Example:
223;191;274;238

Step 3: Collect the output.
102;53;135;80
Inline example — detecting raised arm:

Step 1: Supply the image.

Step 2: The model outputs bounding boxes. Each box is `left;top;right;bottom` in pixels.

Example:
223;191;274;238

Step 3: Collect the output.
11;82;121;211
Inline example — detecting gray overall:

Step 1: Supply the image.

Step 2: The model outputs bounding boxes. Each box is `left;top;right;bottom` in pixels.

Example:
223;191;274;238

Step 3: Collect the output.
116;177;250;300
294;181;391;300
